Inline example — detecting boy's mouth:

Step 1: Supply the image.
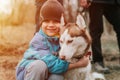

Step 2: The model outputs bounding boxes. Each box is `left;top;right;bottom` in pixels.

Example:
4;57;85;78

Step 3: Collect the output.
47;28;58;32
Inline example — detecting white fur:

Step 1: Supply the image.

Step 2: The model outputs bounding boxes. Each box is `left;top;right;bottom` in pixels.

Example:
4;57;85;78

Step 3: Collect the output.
59;29;87;61
76;13;86;28
59;14;105;80
92;72;106;80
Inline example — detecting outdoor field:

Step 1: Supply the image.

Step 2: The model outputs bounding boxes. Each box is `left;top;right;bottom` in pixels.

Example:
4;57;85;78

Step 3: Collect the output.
0;0;120;80
0;23;120;80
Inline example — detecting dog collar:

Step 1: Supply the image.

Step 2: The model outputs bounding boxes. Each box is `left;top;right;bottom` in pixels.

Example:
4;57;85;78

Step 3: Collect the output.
73;51;92;59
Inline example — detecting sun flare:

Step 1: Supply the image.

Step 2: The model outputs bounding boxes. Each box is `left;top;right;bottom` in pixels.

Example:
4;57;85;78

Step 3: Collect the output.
0;0;12;15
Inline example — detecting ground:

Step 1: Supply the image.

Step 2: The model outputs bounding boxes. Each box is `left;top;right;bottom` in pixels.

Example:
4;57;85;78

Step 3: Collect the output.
0;23;120;80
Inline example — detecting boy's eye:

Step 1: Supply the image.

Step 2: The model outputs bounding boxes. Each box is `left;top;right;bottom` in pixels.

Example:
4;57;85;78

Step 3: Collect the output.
43;20;59;23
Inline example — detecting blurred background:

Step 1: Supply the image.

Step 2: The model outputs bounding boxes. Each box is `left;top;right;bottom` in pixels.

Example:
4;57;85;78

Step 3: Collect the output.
0;0;120;80
0;0;35;80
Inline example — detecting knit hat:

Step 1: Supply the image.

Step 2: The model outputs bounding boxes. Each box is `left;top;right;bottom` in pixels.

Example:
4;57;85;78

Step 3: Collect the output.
40;0;64;22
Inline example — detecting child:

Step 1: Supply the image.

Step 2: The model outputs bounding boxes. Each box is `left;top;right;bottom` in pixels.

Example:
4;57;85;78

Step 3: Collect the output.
16;0;89;80
35;0;63;33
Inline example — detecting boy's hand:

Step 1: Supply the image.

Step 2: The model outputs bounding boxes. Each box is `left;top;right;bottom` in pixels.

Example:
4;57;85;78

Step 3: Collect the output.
68;55;90;70
76;55;90;67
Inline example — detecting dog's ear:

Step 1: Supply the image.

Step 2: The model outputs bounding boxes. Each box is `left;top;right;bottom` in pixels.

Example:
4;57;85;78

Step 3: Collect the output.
60;14;66;34
76;13;86;29
60;14;65;27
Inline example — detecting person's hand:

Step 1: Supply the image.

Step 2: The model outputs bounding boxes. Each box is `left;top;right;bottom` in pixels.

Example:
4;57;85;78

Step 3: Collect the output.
68;55;90;70
79;0;91;8
76;55;90;67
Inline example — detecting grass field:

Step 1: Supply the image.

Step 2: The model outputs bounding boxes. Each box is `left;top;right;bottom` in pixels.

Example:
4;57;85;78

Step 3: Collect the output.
0;23;120;80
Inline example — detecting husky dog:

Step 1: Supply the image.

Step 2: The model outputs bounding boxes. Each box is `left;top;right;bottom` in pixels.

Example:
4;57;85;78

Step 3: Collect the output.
59;14;105;80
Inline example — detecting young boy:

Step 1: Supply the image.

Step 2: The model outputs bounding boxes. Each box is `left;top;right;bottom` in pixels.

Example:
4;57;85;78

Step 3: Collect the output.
16;0;89;80
35;0;63;32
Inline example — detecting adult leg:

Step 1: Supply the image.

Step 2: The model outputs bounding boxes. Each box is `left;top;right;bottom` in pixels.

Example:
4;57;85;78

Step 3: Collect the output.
89;3;110;73
89;3;104;63
104;4;120;52
35;0;46;33
24;60;48;80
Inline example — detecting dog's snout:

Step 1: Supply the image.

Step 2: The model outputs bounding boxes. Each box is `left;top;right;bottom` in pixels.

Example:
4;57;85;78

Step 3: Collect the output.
59;55;66;60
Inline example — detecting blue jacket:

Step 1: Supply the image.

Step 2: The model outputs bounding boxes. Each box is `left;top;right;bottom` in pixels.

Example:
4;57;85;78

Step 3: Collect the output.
16;29;69;79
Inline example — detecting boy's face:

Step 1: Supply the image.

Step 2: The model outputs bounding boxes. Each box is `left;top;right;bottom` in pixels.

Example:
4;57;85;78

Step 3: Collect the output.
41;20;60;37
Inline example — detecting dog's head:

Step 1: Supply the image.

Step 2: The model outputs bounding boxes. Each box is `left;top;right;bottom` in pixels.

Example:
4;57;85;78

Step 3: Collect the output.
59;14;91;61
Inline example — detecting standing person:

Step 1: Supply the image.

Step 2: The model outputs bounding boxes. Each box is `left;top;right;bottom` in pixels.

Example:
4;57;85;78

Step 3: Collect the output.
35;0;63;33
80;0;120;73
16;0;89;80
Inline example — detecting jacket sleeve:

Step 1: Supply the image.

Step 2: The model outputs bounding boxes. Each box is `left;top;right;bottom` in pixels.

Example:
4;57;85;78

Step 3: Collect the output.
23;33;50;59
41;54;69;74
29;33;49;51
27;33;69;74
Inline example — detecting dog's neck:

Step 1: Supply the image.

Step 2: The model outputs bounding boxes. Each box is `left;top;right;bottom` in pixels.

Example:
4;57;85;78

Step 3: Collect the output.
72;46;87;59
73;54;84;59
69;51;91;63
68;52;86;63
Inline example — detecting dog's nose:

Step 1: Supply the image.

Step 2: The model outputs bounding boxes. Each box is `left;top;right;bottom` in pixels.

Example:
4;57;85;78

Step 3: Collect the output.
59;55;66;60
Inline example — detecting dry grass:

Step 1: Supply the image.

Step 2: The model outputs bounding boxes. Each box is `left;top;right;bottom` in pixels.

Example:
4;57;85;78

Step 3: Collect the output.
0;23;35;80
0;23;120;80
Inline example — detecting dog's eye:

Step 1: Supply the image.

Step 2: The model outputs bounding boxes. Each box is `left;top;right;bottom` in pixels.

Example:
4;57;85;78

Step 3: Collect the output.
67;40;73;44
60;40;63;43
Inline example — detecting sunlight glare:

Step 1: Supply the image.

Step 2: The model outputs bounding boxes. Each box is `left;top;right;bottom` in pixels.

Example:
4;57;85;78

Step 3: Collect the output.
0;0;12;15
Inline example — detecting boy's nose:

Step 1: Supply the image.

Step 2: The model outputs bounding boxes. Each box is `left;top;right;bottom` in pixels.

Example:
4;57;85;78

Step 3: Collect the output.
48;21;55;25
48;22;56;29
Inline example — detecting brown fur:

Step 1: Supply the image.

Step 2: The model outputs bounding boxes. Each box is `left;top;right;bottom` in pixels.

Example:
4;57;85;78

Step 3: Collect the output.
66;23;92;56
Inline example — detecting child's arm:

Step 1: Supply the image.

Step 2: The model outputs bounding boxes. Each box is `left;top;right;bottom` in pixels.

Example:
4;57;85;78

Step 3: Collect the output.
26;33;68;74
68;56;89;70
41;54;89;74
41;54;69;74
28;33;89;74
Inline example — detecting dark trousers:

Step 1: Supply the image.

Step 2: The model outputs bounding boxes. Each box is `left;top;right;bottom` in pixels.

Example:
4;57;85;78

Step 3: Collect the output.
89;3;120;63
